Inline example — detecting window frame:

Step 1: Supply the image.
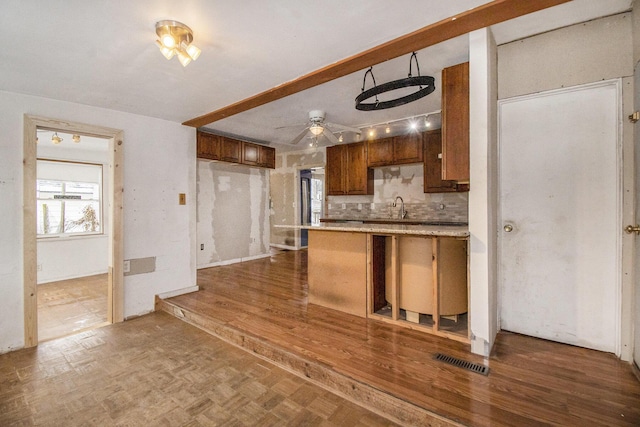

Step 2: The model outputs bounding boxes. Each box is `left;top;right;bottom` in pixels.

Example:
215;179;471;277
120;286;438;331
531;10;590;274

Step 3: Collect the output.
36;158;104;239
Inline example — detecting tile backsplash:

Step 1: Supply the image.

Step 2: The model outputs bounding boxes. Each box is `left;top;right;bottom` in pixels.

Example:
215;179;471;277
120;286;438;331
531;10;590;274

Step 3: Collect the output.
326;193;468;222
325;164;468;222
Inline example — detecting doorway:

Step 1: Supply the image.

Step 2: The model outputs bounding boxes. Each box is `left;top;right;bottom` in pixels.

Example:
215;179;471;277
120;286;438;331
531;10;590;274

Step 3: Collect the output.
35;135;110;341
23;116;124;347
299;168;324;248
498;80;621;354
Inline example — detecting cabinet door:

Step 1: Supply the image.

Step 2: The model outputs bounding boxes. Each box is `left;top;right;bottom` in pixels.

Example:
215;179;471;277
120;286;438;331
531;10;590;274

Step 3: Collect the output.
260;145;276;169
441;62;469;182
242;142;260;166
393;133;423;164
367;137;394;167
423;130;457;193
326;145;345;195
220;137;241;163
196;132;220;160
346;142;373;195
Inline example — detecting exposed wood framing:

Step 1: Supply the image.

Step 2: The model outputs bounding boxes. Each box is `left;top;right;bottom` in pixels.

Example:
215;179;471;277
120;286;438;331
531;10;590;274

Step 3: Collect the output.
183;0;570;128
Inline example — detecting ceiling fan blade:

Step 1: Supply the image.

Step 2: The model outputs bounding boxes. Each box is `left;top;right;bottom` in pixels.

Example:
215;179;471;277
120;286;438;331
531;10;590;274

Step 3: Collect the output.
324;122;361;134
322;129;340;145
276;122;308;130
289;127;310;144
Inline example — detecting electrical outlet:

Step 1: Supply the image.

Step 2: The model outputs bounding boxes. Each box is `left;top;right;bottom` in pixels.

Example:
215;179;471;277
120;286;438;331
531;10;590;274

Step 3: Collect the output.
37;264;42;271
123;260;130;273
179;193;186;205
200;244;204;250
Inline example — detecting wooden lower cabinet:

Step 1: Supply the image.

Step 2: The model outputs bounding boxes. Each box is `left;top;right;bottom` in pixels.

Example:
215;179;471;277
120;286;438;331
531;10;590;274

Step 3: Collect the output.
308;230;367;317
307;229;469;342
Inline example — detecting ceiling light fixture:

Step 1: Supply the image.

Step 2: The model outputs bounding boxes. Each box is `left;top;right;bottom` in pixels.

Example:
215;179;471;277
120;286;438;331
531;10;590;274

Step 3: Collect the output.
51;132;63;144
155;20;201;67
309;123;324;136
72;134;81;143
338;133;343;143
385;126;391;134
355;52;435;111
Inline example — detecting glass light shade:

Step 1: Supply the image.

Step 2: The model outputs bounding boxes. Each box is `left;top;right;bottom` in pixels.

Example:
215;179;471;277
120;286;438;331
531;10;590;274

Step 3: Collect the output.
184;42;201;61
309;124;324;136
51;133;62;144
72;134;81;143
161;34;176;48
177;51;192;67
156;40;175;60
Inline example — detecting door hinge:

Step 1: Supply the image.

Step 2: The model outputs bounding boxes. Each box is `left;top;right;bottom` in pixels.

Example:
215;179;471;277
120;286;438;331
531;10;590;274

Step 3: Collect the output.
624;224;640;235
628;111;640;123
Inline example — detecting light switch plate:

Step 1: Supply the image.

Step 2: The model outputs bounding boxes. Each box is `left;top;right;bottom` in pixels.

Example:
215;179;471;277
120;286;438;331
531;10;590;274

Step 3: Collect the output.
179;193;186;205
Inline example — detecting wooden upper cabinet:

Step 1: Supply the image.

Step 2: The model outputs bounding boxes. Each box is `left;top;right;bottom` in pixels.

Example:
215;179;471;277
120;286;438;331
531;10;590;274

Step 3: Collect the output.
219;136;241;163
441;62;470;182
198;132;275;169
367;137;394;167
196;131;220;160
260;145;276;169
326;145;346;195
393;133;423;165
423;129;458;193
326;142;373;196
367;134;423;167
346;142;373;195
242;142;260;166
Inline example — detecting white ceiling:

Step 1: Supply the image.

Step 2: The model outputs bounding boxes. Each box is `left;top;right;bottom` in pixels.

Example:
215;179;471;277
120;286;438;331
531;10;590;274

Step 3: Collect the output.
0;0;632;149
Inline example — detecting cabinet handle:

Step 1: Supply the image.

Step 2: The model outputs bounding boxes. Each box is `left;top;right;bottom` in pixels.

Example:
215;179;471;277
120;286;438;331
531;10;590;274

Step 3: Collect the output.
503;224;513;233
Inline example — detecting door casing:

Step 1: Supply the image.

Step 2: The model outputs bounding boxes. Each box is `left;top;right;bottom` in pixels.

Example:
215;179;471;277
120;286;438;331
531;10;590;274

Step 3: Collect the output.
23;115;124;347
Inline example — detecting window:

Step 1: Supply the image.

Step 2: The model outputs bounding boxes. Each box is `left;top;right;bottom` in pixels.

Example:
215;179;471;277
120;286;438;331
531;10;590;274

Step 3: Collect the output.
37;160;103;237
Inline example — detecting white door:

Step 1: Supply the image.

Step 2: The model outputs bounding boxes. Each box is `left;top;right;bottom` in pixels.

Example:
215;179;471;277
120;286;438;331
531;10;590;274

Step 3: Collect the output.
499;81;620;354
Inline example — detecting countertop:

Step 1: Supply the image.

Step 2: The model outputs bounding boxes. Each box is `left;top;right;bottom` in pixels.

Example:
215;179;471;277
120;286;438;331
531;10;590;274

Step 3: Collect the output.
275;222;469;237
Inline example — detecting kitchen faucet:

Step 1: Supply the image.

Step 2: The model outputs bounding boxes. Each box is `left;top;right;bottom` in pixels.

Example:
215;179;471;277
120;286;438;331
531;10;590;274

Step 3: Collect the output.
392;196;407;219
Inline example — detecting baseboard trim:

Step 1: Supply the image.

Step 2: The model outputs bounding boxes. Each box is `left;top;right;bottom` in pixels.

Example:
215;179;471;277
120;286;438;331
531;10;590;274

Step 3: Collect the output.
197;253;271;270
157;285;200;300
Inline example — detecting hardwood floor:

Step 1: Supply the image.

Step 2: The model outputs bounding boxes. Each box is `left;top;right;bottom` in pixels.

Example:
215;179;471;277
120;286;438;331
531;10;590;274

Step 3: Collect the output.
158;249;640;427
0;312;395;426
37;273;108;342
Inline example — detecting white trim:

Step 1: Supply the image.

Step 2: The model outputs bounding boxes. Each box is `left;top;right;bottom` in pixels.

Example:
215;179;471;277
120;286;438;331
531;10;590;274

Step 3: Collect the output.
270;243;298;251
157;286;200;300
197;253;272;269
497;79;623;356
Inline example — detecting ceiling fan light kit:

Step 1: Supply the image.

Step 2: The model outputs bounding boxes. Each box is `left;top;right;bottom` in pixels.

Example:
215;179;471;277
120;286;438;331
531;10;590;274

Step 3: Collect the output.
155;20;201;67
286;110;361;145
355;52;435;111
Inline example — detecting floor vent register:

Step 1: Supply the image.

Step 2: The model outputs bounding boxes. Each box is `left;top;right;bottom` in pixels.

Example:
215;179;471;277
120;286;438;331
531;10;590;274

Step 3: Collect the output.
434;353;489;376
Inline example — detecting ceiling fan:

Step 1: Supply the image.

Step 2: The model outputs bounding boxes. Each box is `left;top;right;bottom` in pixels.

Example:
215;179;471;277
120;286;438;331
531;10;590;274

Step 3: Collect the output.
283;110;361;145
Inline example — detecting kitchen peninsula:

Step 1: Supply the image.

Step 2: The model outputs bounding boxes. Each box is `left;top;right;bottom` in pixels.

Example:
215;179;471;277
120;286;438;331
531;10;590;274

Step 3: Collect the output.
279;221;470;342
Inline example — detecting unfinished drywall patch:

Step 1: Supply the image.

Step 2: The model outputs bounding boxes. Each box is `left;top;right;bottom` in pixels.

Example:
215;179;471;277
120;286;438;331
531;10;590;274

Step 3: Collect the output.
270;148;325;249
197;160;269;268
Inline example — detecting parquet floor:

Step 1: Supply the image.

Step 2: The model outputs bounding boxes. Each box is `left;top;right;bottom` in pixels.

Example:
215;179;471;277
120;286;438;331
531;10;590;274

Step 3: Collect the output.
159;249;640;427
37;273;108;342
0;311;398;426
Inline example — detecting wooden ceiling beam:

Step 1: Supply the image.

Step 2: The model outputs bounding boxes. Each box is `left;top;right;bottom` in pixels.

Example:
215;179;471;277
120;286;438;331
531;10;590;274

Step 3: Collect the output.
183;0;571;128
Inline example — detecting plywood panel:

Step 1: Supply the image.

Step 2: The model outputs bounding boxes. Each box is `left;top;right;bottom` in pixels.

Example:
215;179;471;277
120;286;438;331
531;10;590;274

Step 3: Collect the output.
308;230;367;317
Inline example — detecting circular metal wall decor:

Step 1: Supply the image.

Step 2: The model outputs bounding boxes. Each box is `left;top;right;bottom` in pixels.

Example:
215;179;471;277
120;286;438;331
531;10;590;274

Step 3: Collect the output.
355;52;435;111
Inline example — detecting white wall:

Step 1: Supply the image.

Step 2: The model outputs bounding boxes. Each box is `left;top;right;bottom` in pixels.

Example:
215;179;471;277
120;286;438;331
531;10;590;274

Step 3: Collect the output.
469;27;498;357
197;160;270;267
0;90;196;353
